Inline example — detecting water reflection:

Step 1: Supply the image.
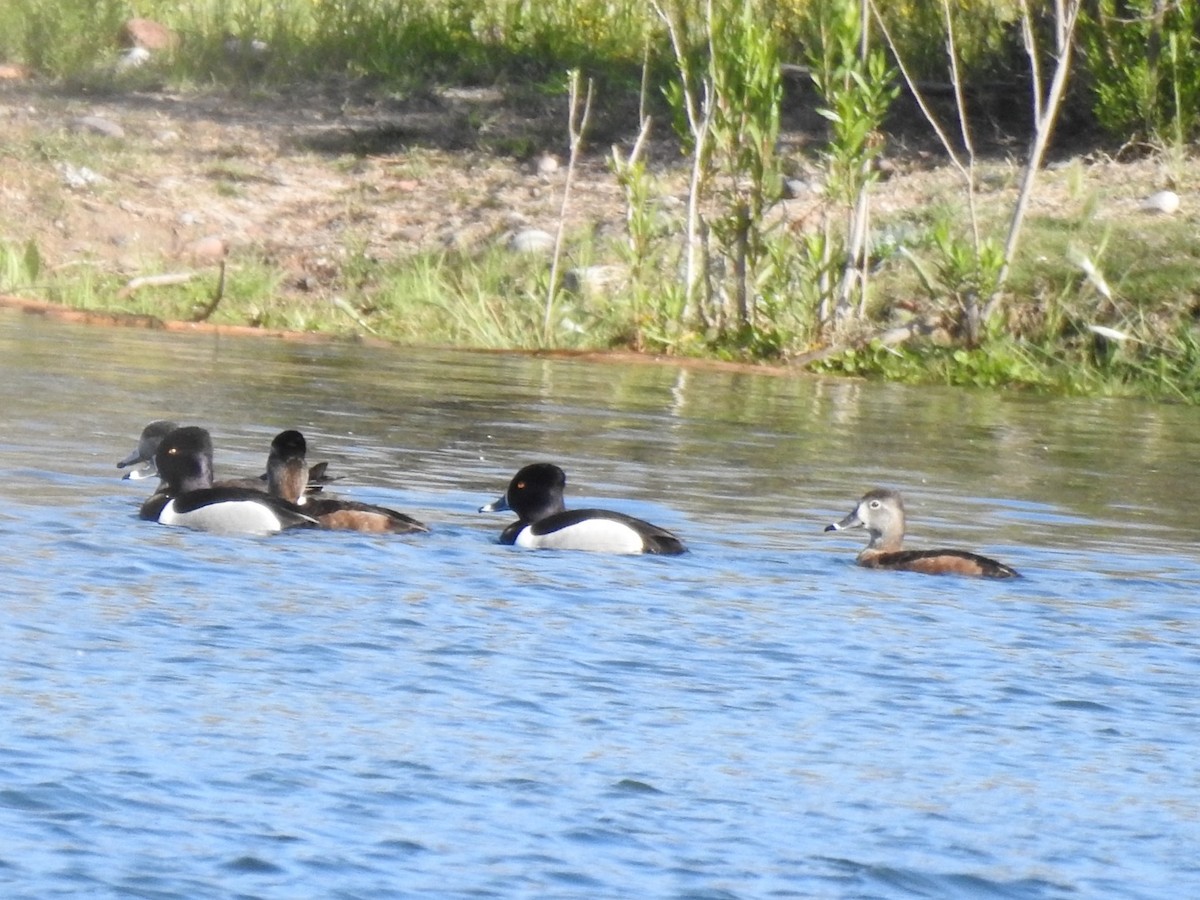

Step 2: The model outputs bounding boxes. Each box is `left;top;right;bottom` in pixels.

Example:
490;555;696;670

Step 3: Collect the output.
6;308;1194;542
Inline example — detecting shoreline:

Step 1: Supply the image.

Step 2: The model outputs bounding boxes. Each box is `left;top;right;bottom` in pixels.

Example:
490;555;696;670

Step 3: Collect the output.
1;294;819;379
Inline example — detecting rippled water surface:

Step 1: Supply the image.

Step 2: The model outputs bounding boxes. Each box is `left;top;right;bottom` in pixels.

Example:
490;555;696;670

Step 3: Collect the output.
1;309;1198;899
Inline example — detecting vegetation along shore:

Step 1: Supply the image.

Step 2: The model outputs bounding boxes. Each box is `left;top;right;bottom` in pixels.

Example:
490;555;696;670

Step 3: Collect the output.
2;1;1199;401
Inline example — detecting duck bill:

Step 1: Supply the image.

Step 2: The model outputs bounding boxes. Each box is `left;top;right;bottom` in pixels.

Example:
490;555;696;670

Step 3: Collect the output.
122;461;159;481
479;493;510;514
117;448;148;469
824;510;864;533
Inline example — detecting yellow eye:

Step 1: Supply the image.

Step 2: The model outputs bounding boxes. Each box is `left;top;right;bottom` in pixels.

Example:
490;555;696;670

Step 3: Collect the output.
168;447;178;455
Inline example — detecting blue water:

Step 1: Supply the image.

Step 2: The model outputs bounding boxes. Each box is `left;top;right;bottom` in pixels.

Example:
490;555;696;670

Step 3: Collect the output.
2;311;1198;898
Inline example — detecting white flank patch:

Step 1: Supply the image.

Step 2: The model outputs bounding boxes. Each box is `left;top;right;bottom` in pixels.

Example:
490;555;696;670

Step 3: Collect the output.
516;519;645;554
160;499;283;535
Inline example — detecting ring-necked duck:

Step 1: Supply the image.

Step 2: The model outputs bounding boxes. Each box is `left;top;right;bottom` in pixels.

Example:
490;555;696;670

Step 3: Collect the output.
480;463;686;555
117;420;179;480
824;488;1019;578
140;426;317;535
267;430;428;534
118;420;337;491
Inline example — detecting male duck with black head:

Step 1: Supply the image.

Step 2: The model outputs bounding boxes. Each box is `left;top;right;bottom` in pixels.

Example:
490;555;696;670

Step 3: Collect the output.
480;463;685;555
825;488;1018;578
118;419;337;490
266;430;428;534
140;426;317;535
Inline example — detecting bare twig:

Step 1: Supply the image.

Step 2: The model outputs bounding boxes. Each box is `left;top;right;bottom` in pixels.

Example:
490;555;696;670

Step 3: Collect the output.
190;260;225;322
942;0;982;247
331;295;378;334
638;36;651;126
653;0;713;328
868;0;967;175
990;0;1083;314
614;115;653;254
1019;0;1045;126
543;69;593;345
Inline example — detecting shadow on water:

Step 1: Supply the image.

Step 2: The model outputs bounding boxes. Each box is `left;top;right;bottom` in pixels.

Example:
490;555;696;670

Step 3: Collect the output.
1;308;1198;899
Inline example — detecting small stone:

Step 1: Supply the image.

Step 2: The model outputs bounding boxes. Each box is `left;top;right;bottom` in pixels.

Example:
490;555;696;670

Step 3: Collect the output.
55;162;106;189
72;116;124;138
1140;190;1180;215
115;47;152;71
507;228;555;254
782;178;808;199
224;35;270;63
0;63;31;81
186;235;230;264
564;265;626;297
118;18;178;51
535;153;560;177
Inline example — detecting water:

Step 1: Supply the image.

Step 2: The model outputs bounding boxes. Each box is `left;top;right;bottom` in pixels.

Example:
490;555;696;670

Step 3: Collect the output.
1;308;1197;898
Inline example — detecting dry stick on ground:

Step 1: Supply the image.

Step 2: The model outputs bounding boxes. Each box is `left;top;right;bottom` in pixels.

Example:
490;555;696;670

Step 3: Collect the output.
543;69;593;346
116;272;193;299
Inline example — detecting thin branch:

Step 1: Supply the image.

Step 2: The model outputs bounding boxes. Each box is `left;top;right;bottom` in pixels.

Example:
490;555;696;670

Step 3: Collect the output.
543;70;593;345
868;0;967;176
990;0;1082;310
653;0;713;327
190;260;225;322
331;296;377;334
1018;0;1045;126
940;0;983;251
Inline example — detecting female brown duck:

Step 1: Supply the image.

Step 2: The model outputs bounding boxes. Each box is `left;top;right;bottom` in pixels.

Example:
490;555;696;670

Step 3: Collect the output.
267;430;428;534
825;488;1019;578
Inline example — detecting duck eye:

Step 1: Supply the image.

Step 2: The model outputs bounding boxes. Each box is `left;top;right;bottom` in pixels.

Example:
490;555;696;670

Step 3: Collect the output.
515;481;526;490
167;447;178;455
869;500;880;509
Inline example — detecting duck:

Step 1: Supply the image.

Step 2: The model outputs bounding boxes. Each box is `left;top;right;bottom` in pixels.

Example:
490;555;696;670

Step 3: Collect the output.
118;420;336;491
824;488;1018;578
480;462;686;555
139;425;318;535
117;420;179;480
266;430;428;534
